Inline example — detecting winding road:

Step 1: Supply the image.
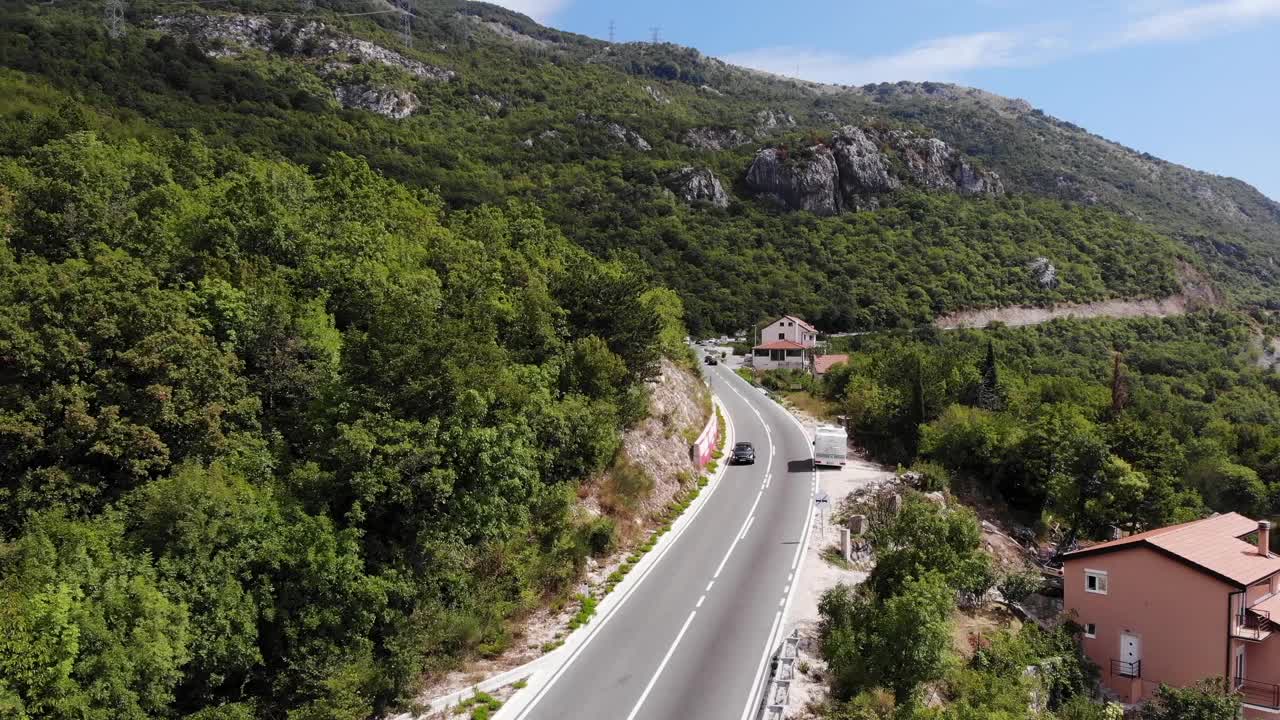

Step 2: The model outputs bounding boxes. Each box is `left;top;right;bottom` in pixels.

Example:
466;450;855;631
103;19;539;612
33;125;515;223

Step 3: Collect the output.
509;359;817;720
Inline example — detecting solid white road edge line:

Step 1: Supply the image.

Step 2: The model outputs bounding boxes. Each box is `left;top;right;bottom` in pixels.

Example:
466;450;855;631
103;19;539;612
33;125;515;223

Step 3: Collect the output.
499;394;738;720
623;610;698;720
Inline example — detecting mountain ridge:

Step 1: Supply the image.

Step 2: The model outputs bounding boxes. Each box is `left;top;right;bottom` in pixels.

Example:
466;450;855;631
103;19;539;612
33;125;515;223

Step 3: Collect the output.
1;0;1276;332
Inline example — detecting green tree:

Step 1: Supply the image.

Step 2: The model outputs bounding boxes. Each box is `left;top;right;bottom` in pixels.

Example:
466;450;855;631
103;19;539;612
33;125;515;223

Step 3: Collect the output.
1137;680;1240;720
819;573;954;704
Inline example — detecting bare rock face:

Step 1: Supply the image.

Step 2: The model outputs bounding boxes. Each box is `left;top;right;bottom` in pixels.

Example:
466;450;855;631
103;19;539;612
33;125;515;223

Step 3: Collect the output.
754;109;796;133
153;14;454;82
831;126;900;197
682;126;752;151
745;146;842;216
1027;257;1059;289
643;85;671;104
666;166;729;208
894;134;1003;195
334;85;418;119
573;114;651;151
746;125;1003;214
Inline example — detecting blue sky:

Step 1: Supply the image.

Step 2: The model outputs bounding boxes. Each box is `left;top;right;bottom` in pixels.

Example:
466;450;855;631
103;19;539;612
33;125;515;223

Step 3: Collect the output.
482;0;1280;202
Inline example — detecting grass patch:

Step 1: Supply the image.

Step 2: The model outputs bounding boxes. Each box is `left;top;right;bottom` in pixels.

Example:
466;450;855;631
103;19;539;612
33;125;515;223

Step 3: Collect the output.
821;545;852;570
455;691;502;719
566;594;598;631
783;390;835;419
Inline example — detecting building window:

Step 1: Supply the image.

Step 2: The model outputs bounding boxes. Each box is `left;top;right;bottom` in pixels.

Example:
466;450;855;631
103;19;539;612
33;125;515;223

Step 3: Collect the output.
778;333;785;340
1085;569;1108;595
1084;623;1096;638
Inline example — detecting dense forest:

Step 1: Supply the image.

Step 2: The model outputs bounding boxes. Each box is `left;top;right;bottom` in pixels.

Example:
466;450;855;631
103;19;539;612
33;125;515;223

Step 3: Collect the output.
1;0;1271;335
821;312;1280;542
0;1;1278;719
0;129;688;718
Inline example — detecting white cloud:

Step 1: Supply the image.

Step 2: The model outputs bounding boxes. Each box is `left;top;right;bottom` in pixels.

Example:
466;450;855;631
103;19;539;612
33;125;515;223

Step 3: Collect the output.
722;30;1061;85
1115;0;1280;44
723;0;1280;86
472;0;571;24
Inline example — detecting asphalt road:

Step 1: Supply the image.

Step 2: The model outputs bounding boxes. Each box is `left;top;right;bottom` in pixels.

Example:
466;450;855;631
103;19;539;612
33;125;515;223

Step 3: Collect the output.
514;360;816;720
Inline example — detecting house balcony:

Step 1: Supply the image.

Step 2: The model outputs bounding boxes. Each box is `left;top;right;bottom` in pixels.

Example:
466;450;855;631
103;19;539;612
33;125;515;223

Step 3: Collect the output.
1238;678;1280;710
1234;606;1275;642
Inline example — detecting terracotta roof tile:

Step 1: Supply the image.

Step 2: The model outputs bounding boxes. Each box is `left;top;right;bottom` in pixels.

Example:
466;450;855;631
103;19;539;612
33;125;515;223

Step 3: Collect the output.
1065;513;1280;587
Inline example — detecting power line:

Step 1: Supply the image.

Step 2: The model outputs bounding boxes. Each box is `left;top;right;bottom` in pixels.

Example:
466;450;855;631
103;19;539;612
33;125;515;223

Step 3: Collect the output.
396;0;411;47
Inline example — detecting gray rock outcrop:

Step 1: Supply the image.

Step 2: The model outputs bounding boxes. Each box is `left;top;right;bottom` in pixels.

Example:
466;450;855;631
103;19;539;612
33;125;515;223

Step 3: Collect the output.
605;122;650;151
1027;258;1059;289
745;147;842;216
335;85;417;119
831;126;900;199
643;85;671;104
682;127;751;151
894;134;1003;195
153;15;454;82
754;109;796;133
575;114;651;151
666;166;729;208
744;126;1003;214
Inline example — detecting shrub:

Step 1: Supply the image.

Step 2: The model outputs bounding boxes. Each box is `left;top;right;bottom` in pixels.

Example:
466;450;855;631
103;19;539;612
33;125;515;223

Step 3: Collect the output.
603;456;655;512
905;460;950;492
580;516;617;557
998;569;1044;604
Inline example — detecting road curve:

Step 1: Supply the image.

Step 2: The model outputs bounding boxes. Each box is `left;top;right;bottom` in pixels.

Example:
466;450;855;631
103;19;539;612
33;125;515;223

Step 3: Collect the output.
513;361;816;720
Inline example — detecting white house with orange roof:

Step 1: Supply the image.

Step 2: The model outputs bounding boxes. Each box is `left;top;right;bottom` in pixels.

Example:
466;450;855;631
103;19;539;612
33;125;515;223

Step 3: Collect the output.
752;315;818;371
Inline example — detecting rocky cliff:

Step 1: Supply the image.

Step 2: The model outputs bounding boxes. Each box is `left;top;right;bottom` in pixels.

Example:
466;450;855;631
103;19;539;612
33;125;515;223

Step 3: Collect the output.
745;126;1002;214
666;166;729;208
152;14;453;118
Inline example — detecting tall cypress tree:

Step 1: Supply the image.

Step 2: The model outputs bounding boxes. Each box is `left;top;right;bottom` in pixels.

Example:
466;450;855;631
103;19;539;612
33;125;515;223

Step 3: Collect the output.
977;340;1002;410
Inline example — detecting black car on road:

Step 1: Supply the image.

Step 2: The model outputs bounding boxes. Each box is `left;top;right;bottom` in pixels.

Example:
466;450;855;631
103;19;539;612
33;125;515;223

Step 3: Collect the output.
730;441;755;465
704;355;718;365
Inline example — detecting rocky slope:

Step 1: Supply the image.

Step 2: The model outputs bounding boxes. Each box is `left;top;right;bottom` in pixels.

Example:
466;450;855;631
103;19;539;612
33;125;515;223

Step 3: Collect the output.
3;0;1276;333
744;125;1002;214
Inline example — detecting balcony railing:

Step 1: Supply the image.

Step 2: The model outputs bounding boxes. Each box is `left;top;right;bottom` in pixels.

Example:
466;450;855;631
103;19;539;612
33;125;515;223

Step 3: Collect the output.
1238;678;1280;709
1234;607;1273;641
1110;658;1141;678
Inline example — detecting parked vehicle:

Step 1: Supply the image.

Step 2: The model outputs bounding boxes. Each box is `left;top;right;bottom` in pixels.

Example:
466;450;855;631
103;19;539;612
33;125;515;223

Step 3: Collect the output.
704;355;719;365
730;441;755;465
813;426;847;467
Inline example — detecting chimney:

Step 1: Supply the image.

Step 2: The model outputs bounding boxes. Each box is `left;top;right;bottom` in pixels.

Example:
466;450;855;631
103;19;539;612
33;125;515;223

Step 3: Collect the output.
1259;521;1272;557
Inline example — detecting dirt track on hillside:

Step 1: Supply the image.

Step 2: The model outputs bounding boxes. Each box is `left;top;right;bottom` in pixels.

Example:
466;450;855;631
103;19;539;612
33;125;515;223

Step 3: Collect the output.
934;295;1192;330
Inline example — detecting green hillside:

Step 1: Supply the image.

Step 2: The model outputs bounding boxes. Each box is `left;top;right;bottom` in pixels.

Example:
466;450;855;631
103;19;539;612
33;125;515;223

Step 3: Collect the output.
3;0;1276;334
1;2;1279;719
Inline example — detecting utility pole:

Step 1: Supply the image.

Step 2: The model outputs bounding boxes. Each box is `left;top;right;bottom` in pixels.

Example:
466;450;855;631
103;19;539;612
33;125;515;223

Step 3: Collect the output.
397;0;412;48
649;25;661;44
608;19;615;43
104;0;126;39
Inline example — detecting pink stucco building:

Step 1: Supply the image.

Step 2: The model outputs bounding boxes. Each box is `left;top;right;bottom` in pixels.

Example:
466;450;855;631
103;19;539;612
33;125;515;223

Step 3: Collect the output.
1063;513;1280;716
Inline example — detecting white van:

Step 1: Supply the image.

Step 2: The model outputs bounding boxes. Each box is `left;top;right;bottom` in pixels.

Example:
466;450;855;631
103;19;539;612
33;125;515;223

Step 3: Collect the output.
813;426;848;468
